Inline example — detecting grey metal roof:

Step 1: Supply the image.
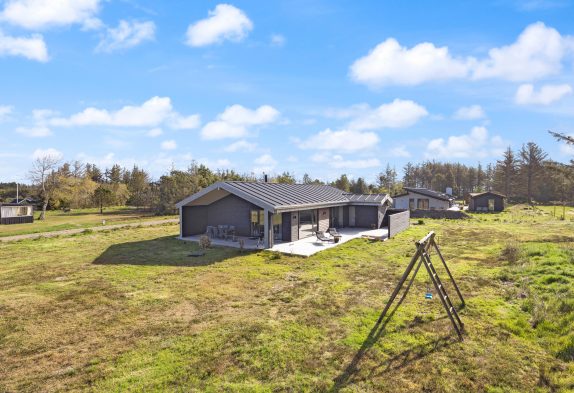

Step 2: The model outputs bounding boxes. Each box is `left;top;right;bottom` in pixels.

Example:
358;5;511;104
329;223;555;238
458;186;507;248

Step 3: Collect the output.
402;187;454;202
344;193;389;203
176;181;392;212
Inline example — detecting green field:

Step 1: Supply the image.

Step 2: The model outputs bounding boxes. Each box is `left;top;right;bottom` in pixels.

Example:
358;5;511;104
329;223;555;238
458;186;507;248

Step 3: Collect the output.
0;206;177;237
1;205;573;392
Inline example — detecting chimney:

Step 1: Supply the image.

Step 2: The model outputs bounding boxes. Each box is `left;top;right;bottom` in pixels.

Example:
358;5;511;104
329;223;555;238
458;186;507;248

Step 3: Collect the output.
264;174;268;183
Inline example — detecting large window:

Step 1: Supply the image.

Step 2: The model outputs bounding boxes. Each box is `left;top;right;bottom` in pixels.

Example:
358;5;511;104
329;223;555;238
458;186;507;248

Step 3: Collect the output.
298;209;317;238
417;199;429;209
250;209;264;237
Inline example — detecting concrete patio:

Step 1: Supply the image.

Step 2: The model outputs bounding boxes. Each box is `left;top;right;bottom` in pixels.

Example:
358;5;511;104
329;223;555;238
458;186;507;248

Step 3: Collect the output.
180;227;388;257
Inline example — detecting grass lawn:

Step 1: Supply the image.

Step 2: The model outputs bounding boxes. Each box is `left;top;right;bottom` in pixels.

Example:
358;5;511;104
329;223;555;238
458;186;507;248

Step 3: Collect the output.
0;206;177;237
0;205;573;392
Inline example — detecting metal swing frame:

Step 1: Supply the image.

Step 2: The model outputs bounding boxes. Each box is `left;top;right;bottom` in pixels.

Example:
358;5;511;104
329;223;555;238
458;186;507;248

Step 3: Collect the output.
377;231;466;340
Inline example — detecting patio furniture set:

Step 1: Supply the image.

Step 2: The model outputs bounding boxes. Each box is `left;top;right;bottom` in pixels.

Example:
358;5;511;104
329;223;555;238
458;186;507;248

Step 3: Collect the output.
206;225;237;241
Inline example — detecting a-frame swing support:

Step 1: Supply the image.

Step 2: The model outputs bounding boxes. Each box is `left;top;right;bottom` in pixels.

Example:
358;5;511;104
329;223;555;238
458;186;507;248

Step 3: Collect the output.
377;231;466;340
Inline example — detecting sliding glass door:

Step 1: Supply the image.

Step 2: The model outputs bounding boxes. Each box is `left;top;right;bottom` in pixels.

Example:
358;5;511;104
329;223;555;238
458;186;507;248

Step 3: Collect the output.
298;209;317;238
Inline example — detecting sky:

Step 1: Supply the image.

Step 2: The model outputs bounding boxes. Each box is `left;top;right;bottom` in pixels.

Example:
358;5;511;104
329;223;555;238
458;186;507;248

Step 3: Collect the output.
1;0;574;184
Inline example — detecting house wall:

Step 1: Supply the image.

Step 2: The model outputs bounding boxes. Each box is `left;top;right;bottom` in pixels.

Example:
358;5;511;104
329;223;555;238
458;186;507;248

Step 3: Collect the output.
181;194;258;237
343;206;349;227
181;206;208;236
354;206;378;228
470;195;505;212
393;193;450;210
318;208;330;232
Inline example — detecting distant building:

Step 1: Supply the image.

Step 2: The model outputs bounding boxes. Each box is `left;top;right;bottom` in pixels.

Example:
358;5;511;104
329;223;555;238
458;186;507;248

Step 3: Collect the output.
393;187;455;210
468;191;506;212
0;203;34;225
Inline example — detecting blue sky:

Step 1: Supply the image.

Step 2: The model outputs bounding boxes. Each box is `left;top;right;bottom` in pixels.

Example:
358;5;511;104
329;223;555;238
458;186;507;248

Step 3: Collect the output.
1;0;574;183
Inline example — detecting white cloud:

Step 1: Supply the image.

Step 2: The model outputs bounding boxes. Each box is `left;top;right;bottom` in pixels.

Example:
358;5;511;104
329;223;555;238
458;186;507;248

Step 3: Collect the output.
32;147;62;160
0;105;13;121
472;22;572;81
350;38;471;87
168;114;201;130
426;126;505;158
297;129;379;152
96;20;156;53
0;0;101;30
515;83;572;105
161;140;177;150
253;153;277;173
453;105;486;120
201;104;280;140
147;128;163;137
185;4;253;47
348;99;428;130
560;137;574;156
48;96;199;129
270;34;286;47
224;140;257;152
390;146;411;158
312;153;380;169
0;31;48;62
16;125;51;137
350;22;574;87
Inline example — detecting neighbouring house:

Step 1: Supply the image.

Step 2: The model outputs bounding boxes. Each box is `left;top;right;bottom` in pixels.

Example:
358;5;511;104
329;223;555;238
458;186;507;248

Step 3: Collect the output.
8;197;37;205
393;187;455;210
0;203;34;225
468;191;506;212
176;181;407;249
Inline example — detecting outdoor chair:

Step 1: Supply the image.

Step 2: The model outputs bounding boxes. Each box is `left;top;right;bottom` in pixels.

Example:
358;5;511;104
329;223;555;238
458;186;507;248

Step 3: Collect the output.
327;228;340;237
316;231;333;242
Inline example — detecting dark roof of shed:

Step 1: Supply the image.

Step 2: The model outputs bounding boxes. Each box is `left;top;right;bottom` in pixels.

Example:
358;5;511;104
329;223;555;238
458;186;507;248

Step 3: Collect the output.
469;191;507;198
176;181;392;211
401;187;454;202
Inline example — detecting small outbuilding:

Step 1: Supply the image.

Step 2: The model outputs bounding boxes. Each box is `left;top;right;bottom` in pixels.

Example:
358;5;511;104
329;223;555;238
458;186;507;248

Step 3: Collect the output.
467;191;506;212
0;203;34;225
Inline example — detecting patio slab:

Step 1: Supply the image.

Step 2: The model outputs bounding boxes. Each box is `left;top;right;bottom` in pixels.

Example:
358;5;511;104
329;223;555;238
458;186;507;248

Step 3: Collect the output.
180;227;388;257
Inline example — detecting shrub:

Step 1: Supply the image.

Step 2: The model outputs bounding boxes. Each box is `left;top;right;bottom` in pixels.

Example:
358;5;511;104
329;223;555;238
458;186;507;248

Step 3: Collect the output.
417;219;425;225
501;241;521;263
199;235;211;250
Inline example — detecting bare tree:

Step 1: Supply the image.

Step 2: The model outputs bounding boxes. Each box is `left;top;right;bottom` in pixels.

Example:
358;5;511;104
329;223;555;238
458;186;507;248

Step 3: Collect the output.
29;155;60;220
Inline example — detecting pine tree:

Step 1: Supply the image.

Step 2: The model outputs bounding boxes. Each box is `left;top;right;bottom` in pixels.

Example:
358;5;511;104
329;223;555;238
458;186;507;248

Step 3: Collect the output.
519;142;548;204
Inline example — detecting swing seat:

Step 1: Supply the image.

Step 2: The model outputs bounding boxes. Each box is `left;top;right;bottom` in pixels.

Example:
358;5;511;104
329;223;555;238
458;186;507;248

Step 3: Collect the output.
425;292;433;299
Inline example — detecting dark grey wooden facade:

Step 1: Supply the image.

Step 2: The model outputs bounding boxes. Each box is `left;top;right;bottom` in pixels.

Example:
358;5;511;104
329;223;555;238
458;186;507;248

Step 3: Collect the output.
181;194;258;237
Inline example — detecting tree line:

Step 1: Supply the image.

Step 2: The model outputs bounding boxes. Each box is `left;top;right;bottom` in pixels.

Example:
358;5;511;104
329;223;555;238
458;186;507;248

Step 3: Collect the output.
0;138;571;220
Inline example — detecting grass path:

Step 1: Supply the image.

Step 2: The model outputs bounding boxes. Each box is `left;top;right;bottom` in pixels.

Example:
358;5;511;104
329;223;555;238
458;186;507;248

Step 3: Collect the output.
0;218;179;242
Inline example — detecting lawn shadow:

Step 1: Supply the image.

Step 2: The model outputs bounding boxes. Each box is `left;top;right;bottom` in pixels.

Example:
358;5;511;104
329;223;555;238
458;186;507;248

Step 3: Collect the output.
331;282;459;392
93;235;253;267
